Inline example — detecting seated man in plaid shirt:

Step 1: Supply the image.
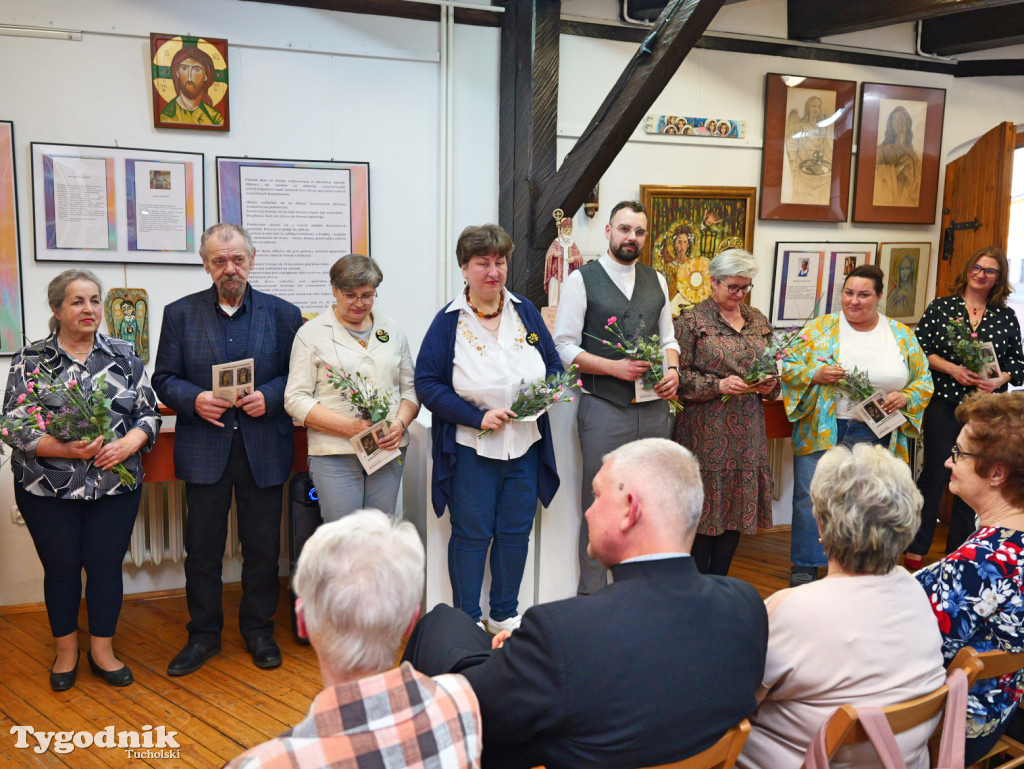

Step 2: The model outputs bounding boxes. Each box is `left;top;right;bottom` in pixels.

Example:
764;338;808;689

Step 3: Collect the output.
226;510;482;769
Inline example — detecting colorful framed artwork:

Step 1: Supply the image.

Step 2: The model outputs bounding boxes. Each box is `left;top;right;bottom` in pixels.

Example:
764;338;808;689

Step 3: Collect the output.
0;120;24;354
31;142;204;264
759;73;856;222
852;83;946;224
878;242;932;324
639;185;756;315
151;33;229;131
217;156;370;313
770;242;877;326
646;115;745;138
104;288;150;363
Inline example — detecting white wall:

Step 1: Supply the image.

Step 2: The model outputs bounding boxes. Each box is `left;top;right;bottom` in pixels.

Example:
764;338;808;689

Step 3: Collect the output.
2;0;1023;606
0;0;498;606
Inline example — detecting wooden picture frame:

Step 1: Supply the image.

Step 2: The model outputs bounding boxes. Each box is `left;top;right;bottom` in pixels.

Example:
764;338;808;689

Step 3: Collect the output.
770;242;877;326
151;33;230;131
853;82;945;224
878;242;932;324
760;73;856;222
639;185;756;315
0;120;24;354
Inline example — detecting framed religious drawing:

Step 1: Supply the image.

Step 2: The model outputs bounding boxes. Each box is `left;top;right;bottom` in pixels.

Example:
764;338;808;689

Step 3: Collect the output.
639;185;756;316
760;74;856;222
852;83;945;224
151;33;230;131
770;242;877;326
0;120;24;354
878;242;931;324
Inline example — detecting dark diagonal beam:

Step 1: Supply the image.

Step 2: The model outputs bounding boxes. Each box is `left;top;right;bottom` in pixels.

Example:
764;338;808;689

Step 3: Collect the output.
788;0;1022;39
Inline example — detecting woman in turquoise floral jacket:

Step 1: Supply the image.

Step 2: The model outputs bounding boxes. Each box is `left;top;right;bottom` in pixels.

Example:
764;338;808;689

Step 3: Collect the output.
781;265;933;585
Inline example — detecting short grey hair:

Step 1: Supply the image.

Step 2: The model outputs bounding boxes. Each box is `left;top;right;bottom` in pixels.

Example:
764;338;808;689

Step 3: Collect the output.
603;438;703;544
199;222;254;262
811;444;921;575
329;254;384;292
292;510;424;675
48;268;102;333
709;249;757;281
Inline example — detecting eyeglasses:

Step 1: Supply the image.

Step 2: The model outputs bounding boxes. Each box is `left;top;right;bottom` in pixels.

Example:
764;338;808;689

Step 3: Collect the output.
723;282;754;295
970;264;1001;278
950;443;976;464
338;291;377;304
615;224;647;238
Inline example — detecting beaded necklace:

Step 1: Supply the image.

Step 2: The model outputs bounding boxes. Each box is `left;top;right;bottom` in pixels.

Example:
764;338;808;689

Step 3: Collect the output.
464;285;504;319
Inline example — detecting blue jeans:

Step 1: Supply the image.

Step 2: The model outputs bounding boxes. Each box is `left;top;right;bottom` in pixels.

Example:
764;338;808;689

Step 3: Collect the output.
791;419;885;567
308;449;406;523
449;443;540;622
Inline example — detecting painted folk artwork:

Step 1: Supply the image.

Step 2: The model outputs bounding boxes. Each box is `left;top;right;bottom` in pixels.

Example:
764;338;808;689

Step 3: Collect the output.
641;186;755;315
104;288;150;362
151;34;230;131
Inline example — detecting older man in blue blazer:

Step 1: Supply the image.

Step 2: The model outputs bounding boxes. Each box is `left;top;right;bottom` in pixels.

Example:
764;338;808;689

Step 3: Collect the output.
154;222;302;676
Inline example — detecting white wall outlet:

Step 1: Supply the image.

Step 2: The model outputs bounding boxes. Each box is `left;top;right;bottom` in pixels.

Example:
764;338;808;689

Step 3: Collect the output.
11;505;23;525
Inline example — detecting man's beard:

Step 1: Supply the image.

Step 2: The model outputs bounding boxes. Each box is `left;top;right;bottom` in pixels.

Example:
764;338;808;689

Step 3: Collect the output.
611;242;640;263
217;276;246;302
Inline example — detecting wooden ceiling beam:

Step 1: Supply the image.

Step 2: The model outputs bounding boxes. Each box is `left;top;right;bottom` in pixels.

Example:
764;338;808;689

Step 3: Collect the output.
787;0;1022;39
921;4;1024;54
530;0;727;247
240;0;501;27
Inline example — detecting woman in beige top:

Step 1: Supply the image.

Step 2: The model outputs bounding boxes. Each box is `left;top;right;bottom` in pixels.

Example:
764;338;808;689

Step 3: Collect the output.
738;443;946;769
285;255;418;522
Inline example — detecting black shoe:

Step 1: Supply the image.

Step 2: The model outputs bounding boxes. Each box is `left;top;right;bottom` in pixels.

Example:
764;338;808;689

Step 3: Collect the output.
50;651;80;691
246;636;282;669
790;566;818;587
167;640;221;677
87;651;133;686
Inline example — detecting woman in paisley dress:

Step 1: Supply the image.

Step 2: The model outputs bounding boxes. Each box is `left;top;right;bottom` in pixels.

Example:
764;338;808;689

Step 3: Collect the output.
673;249;778;575
915;391;1024;765
1;269;161;691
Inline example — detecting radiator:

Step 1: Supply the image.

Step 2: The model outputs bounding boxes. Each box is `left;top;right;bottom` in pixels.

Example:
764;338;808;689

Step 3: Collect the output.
125;481;241;567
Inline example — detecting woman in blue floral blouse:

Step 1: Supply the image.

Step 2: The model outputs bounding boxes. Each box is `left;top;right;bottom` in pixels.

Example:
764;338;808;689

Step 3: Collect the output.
916;391;1024;765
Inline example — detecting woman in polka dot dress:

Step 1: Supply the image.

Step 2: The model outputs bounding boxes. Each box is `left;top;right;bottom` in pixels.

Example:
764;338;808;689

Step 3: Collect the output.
905;247;1024;567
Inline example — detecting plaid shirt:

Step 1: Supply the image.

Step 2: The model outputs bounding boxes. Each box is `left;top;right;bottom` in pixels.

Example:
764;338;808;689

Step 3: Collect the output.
225;663;481;769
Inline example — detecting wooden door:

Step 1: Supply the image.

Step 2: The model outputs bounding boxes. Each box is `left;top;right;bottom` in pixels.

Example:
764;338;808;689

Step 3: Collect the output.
935;122;1015;296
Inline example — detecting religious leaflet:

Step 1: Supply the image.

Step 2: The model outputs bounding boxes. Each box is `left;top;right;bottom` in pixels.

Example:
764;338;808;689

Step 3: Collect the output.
854;389;907;439
349;420;401;475
979;342;1002;382
212;358;255;401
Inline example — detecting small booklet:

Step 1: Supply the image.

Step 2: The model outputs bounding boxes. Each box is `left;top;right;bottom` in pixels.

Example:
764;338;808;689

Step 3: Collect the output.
741;374;779;394
854;389;907;439
349;419;401;475
212;358;255;401
634;379;661;403
978;342;1002;382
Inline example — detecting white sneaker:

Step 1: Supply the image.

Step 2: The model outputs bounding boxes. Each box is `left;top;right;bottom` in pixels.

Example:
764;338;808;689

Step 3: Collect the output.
487;615;522;634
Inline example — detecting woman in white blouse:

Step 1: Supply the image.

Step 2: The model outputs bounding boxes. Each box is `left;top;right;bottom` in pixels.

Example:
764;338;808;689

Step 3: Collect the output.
285;255;419;521
416;225;562;634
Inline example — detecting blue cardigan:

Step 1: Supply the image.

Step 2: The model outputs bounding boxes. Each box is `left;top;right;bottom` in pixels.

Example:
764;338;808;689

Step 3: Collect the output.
415;293;562;517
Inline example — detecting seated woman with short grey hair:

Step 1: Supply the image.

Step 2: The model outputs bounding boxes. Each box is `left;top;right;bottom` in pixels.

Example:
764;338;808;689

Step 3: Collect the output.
738;444;946;769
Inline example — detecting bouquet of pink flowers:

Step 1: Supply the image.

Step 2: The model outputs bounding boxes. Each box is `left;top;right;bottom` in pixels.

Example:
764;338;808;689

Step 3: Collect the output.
478;365;583;438
944;315;985;373
0;361;134;485
587;317;684;414
324;365;393;423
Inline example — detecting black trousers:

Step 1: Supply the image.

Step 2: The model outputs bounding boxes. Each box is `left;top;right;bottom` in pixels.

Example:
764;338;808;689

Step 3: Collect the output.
908;397;978;557
402;603;494;677
16;484;142;637
184;430;283;644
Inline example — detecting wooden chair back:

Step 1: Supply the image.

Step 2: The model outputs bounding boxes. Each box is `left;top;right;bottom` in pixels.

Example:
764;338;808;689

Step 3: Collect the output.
968;649;1024;768
642;720;751;769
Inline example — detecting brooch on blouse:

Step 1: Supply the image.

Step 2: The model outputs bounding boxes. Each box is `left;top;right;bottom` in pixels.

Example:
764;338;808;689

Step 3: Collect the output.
526;332;539;346
375;330;390;343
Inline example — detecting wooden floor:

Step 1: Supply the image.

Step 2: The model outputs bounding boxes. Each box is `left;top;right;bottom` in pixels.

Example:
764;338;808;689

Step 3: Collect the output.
0;525;951;767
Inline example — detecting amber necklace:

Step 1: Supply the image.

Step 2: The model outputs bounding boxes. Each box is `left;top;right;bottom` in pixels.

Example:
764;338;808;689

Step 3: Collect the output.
465;286;504;319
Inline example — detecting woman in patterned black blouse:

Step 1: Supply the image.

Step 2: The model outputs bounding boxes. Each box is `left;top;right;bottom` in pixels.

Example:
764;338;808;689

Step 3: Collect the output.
906;248;1024;568
1;269;161;691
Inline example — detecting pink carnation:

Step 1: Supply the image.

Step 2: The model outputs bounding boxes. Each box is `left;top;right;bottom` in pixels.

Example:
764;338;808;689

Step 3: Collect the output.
324;364;331;371
576;380;583;387
16;393;26;404
971;333;978;338
568;397;574;402
26;382;34;393
607;316;617;325
67;380;77;389
616;342;622;348
1;428;7;436
31;368;39;375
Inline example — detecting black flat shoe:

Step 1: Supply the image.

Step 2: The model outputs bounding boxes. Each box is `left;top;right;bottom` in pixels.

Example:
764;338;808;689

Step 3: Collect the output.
87;651;133;686
167;640;221;677
50;651;80;691
246;636;282;669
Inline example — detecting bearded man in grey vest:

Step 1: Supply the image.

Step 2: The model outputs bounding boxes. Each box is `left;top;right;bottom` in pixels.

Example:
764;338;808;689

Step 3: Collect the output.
553;200;680;594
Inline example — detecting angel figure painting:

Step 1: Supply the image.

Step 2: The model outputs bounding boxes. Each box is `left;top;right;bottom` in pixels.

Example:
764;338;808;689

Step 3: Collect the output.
104;288;151;362
873;100;925;208
782;88;836;206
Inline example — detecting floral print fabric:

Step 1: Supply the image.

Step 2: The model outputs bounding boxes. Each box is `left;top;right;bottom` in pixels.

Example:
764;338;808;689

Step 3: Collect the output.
916;526;1024;738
